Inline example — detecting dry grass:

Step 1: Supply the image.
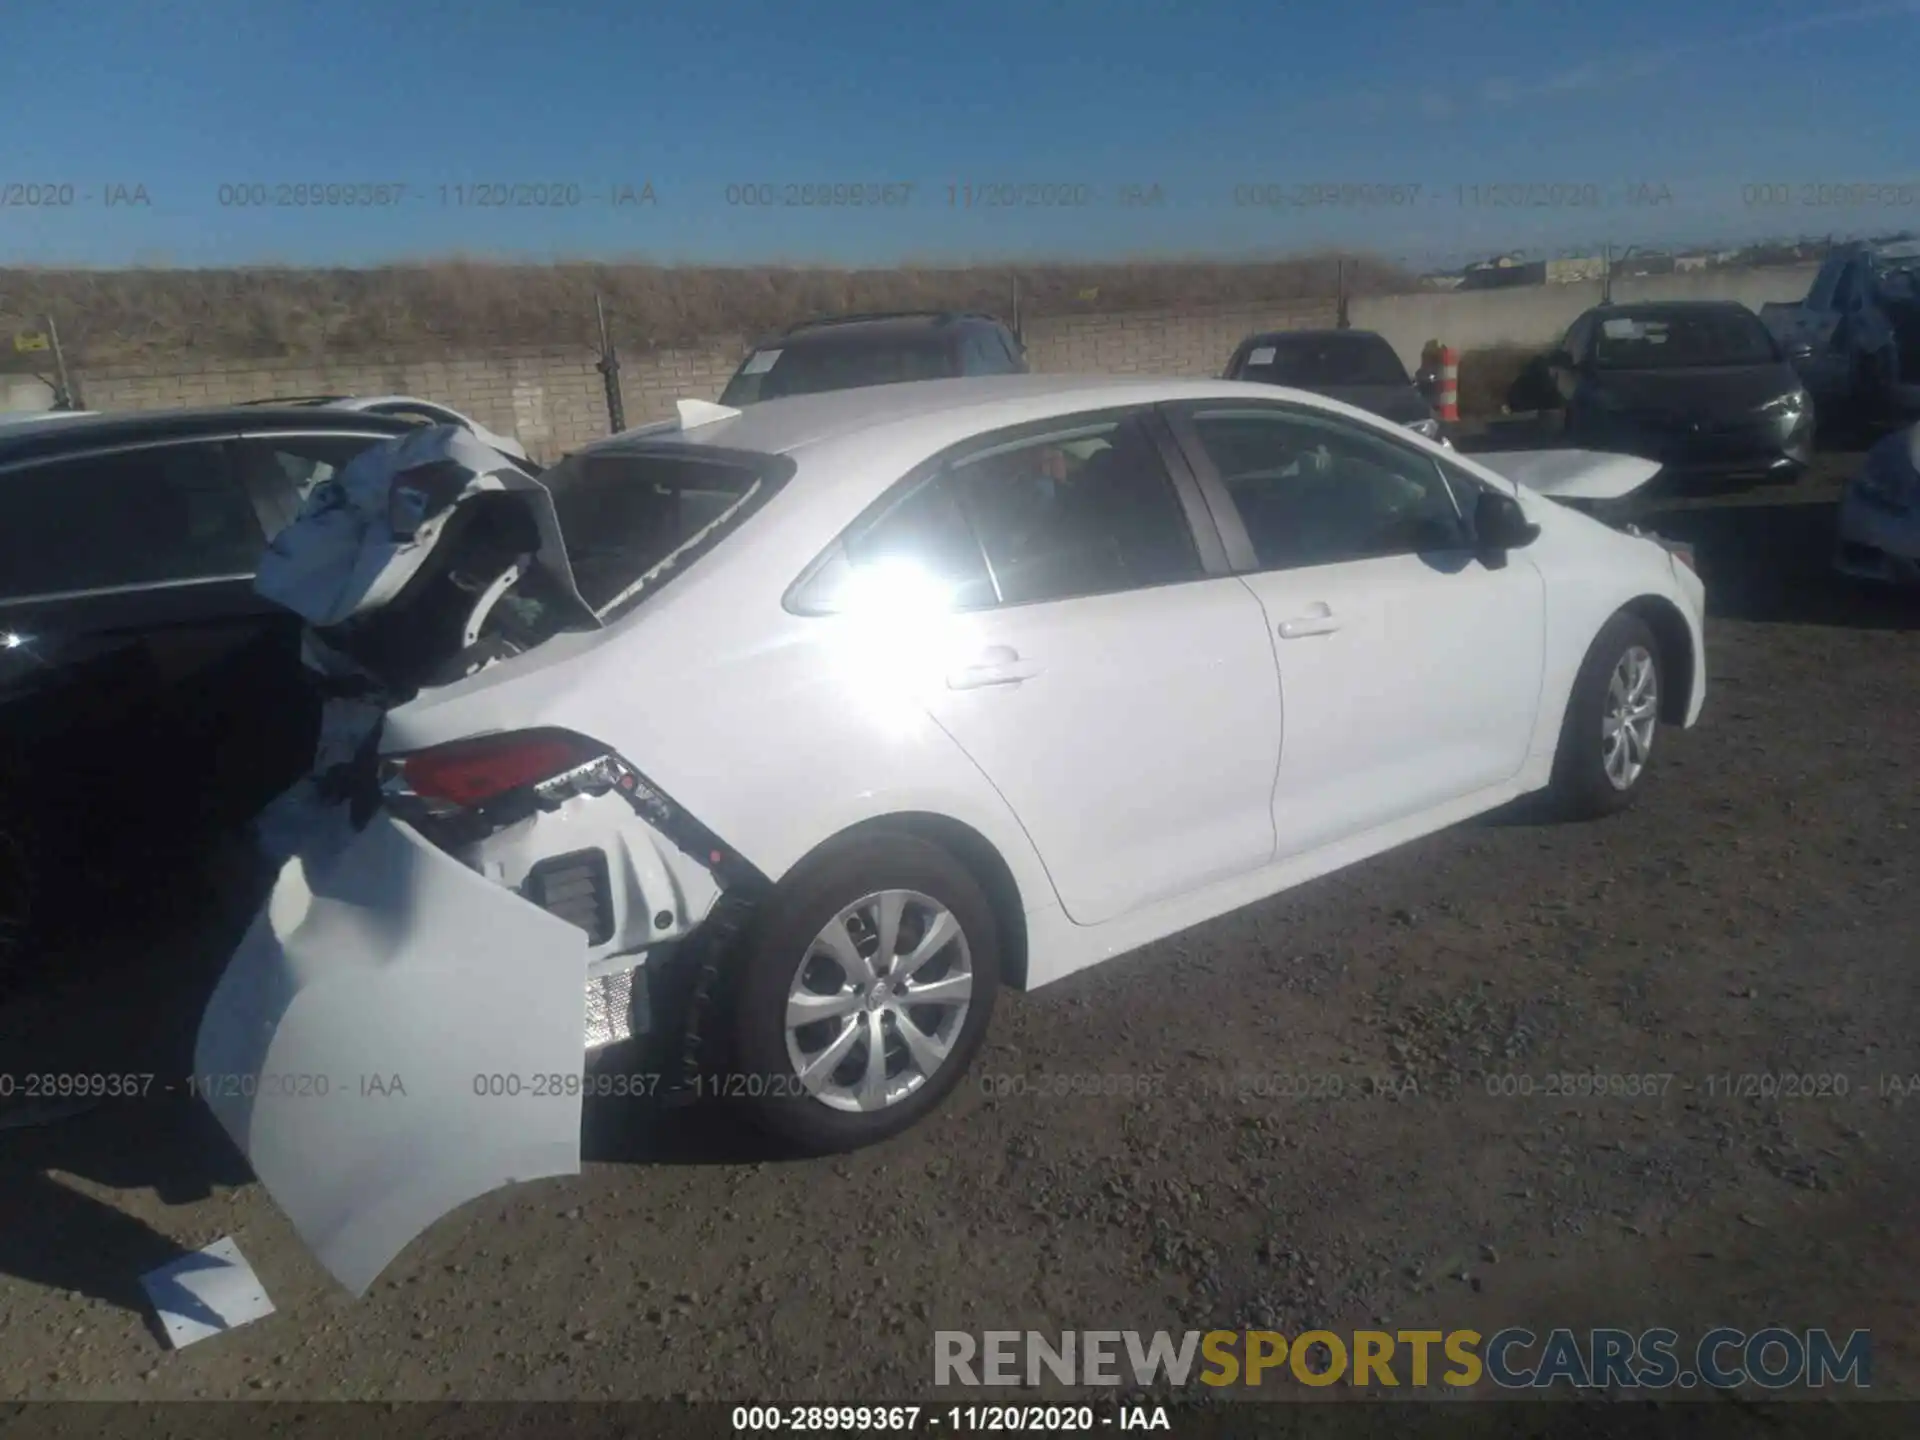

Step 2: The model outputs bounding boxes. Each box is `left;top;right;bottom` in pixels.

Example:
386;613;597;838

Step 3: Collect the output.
0;253;1412;368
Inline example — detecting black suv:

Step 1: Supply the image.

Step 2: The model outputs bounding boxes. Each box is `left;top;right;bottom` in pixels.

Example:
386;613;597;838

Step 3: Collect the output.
718;311;1028;406
0;407;421;984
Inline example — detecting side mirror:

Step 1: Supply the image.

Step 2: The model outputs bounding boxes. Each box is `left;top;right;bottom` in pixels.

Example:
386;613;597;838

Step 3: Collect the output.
1474;489;1541;559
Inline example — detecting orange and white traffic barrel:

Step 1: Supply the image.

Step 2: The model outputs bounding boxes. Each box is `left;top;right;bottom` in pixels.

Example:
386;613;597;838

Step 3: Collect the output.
1436;346;1460;422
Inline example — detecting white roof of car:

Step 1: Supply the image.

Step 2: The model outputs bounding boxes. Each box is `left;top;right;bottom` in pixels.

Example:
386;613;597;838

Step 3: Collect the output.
586;373;1331;460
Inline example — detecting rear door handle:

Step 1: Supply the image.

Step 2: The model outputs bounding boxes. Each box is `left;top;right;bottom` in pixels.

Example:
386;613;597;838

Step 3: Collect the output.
1277;609;1341;639
946;645;1044;690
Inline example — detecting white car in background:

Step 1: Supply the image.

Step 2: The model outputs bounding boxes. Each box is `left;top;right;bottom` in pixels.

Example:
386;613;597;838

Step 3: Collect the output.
239;393;533;463
197;375;1706;1294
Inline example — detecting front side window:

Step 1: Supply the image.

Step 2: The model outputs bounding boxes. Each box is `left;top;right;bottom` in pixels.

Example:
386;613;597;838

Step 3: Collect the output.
0;441;263;600
1187;408;1468;572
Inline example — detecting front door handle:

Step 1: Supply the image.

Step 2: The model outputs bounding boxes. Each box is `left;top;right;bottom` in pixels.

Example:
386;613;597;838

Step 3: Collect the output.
1277;607;1341;640
946;645;1044;690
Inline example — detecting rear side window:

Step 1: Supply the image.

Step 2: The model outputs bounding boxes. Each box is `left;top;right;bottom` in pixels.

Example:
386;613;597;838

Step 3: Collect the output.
0;441;263;600
798;414;1202;612
540;449;770;614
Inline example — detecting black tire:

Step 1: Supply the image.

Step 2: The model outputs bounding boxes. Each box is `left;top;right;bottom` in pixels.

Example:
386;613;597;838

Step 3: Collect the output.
727;831;1000;1154
1547;611;1663;821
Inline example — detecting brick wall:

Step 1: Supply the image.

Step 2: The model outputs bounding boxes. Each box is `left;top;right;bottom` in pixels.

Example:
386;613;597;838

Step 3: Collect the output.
70;298;1340;463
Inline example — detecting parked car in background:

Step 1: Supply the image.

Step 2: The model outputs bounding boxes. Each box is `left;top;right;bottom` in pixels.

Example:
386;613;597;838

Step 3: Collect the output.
1760;238;1920;427
0;407;420;989
1223;329;1448;443
197;373;1705;1296
717;311;1027;406
1530;301;1813;482
1834;420;1920;586
239;394;534;464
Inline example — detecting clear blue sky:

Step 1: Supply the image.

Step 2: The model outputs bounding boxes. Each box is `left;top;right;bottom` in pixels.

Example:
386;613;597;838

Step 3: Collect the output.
3;0;1917;270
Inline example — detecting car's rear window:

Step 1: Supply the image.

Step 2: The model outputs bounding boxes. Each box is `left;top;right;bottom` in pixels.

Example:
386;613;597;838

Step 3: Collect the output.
719;337;955;405
1234;333;1410;388
538;449;771;615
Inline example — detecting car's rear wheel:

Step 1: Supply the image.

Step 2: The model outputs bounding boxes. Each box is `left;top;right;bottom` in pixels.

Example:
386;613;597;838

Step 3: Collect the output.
1548;612;1662;820
728;832;999;1153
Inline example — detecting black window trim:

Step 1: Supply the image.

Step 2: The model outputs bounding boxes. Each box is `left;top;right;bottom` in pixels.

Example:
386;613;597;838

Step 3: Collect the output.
783;403;1232;617
1159;398;1477;575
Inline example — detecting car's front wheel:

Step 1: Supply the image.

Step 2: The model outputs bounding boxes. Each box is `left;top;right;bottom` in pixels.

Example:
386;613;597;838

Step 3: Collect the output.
1548;611;1663;820
728;832;999;1153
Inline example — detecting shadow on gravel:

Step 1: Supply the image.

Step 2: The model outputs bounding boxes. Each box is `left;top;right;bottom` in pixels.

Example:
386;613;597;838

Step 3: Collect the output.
0;841;263;1314
1638;496;1920;630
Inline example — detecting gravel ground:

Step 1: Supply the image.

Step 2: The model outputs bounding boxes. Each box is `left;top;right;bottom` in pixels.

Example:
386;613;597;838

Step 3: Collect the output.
1;449;1915;1404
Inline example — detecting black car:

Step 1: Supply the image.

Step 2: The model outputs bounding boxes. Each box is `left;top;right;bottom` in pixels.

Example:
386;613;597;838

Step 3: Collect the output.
1223;329;1447;441
1534;301;1814;480
717;311;1027;406
0;407;421;984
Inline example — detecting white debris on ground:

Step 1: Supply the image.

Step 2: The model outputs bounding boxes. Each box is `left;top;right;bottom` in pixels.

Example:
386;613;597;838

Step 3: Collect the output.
138;1236;275;1349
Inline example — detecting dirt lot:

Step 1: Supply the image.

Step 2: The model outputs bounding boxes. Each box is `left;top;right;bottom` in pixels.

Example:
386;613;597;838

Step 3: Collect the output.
1;448;1915;1406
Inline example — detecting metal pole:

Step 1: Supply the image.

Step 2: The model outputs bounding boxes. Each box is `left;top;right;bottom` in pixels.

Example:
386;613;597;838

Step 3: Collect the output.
595;293;625;434
1601;244;1612;306
46;315;80;408
1335;259;1350;328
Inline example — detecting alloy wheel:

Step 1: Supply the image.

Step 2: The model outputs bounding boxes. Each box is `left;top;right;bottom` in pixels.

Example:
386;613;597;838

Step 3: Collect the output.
1601;644;1658;790
783;889;974;1113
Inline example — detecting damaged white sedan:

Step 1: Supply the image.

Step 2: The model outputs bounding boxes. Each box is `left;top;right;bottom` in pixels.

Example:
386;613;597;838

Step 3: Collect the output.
196;375;1707;1293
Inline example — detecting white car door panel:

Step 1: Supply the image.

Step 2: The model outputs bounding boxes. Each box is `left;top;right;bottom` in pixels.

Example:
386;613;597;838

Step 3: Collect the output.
1240;553;1543;857
809;408;1284;928
1167;401;1546;858
925;579;1281;926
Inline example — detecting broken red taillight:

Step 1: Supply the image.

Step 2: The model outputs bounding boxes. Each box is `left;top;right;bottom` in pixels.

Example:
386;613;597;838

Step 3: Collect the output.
397;731;607;809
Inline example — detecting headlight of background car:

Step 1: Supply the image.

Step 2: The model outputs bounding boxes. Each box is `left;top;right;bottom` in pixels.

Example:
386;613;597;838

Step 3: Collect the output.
1407;417;1441;440
1853;442;1916;509
1755;390;1809;422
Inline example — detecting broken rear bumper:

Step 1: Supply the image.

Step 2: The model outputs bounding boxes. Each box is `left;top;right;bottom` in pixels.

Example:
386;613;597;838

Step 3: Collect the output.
194;806;590;1295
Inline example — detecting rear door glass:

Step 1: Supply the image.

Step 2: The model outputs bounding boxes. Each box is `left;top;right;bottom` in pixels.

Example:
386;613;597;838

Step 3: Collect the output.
539;450;769;613
0;440;263;600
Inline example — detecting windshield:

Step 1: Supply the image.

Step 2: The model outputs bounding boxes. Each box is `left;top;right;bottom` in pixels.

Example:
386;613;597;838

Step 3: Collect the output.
1233;333;1411;388
1591;308;1780;369
538;449;771;614
719;337;955;404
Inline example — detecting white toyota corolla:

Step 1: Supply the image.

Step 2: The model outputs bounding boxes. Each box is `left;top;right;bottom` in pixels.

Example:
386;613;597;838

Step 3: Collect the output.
197;374;1706;1292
